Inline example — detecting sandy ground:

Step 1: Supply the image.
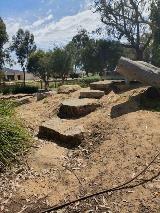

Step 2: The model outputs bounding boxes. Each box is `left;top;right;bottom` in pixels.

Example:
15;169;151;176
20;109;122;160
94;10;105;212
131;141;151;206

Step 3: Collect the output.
0;87;160;213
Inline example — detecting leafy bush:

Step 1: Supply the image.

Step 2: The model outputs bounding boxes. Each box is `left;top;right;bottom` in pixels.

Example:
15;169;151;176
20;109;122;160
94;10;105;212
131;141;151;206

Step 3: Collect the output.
1;85;38;95
78;76;101;87
0;100;30;167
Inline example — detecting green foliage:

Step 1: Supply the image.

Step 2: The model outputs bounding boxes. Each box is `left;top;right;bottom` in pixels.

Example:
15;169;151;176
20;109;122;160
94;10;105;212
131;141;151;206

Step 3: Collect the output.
0;100;29;166
0;100;15;116
151;0;160;67
78;76;101;87
28;50;52;87
1;85;38;95
81;39;122;75
51;48;73;81
66;29;90;69
10;29;36;84
49;75;101;89
0;17;8;69
94;0;151;60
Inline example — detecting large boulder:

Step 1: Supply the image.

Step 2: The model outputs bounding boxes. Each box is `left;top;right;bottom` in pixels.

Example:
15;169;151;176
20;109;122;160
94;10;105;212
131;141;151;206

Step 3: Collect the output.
116;57;160;88
57;85;81;94
39;117;84;147
58;98;101;119
80;89;105;99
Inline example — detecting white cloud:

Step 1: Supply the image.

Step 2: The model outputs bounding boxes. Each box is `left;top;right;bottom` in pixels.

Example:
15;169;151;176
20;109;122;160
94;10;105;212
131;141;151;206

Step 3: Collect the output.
5;9;102;50
32;14;53;27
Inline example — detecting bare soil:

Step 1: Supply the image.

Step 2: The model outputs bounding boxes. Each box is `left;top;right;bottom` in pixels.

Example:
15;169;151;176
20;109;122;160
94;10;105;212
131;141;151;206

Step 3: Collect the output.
0;87;160;213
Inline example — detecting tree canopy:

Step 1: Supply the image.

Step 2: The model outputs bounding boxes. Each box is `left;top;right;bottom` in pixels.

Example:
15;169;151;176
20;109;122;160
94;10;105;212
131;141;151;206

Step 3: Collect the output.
0;17;8;70
27;50;52;88
81;39;122;75
51;48;73;82
151;0;160;66
11;29;36;85
94;0;152;60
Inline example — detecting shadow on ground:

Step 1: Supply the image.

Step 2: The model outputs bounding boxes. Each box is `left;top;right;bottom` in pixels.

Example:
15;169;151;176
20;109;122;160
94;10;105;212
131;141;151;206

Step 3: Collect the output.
111;87;160;118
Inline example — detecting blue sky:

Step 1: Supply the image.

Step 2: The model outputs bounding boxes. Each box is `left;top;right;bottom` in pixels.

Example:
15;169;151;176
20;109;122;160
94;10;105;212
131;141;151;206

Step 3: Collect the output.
1;0;103;69
1;0;102;49
0;0;89;22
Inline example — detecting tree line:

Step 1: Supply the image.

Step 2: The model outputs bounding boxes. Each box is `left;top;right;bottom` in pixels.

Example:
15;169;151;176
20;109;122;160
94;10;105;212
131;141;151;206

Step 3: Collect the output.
0;0;160;87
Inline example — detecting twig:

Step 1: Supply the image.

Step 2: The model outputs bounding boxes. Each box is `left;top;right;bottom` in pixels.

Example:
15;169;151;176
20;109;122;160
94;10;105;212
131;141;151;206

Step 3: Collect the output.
41;151;160;213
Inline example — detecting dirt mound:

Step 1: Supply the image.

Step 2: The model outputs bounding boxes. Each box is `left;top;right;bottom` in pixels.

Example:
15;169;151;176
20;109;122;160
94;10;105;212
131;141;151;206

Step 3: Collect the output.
2;87;160;213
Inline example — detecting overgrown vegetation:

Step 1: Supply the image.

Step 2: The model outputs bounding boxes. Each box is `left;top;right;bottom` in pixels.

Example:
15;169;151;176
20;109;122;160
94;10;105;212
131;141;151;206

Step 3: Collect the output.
0;100;30;168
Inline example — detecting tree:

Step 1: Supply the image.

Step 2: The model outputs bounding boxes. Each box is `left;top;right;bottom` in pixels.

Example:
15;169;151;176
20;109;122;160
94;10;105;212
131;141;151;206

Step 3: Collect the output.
11;29;36;85
151;0;160;67
51;48;73;83
0;70;4;84
81;39;122;75
94;0;152;60
67;29;90;71
0;18;8;70
27;50;52;89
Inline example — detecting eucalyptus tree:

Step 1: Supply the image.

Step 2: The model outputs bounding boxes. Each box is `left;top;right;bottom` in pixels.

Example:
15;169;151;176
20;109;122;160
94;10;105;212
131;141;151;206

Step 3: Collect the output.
27;50;52;89
11;29;36;85
0;18;8;70
94;0;152;60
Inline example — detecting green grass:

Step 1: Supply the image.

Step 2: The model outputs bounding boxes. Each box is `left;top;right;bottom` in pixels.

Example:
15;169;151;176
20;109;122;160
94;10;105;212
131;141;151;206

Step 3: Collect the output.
0;100;30;167
49;75;101;89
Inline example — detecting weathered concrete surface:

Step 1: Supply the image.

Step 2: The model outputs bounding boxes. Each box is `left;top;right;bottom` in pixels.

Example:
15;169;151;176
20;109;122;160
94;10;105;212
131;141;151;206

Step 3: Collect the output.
39;117;84;146
80;90;104;99
57;85;81;94
111;81;143;94
36;91;56;101
14;96;33;105
0;94;33;100
58;98;101;119
116;57;160;88
90;80;113;92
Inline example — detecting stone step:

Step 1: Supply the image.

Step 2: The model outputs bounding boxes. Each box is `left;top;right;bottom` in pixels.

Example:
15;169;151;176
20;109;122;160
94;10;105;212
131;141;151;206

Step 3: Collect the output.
57;85;81;94
36;91;56;101
90;80;113;93
80;90;104;99
58;98;101;119
14;96;33;105
39;117;84;147
111;81;142;94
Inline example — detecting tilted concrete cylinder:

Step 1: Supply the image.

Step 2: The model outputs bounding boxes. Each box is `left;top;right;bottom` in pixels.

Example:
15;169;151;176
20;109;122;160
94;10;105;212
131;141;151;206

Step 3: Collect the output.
116;57;160;88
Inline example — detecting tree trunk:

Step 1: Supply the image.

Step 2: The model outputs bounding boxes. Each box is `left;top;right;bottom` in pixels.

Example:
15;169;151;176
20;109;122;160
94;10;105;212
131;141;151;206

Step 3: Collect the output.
23;67;26;86
135;48;143;61
40;80;43;89
62;75;65;84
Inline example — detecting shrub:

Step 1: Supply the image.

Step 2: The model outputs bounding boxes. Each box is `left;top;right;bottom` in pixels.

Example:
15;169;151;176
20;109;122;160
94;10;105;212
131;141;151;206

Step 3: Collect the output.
78;76;101;87
0;100;30;168
1;85;38;95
